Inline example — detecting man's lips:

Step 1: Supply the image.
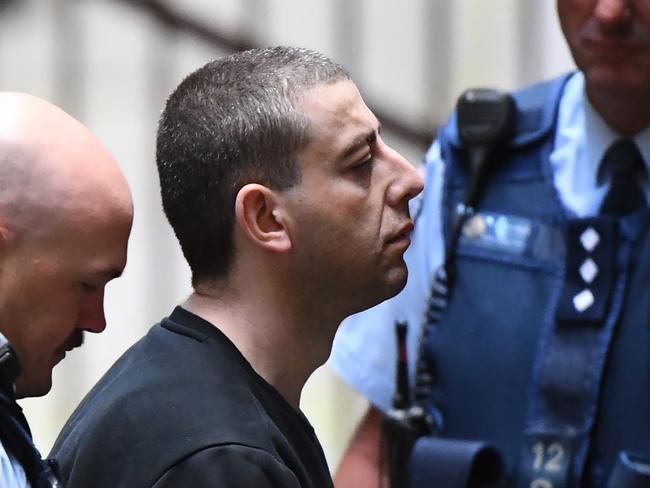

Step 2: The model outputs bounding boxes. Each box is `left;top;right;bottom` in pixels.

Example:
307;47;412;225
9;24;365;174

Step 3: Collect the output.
584;37;650;52
61;331;84;353
581;21;650;52
54;334;83;365
387;221;415;244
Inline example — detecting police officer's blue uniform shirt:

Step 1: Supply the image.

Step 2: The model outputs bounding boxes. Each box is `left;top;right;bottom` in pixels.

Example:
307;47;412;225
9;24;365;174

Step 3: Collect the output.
0;439;29;487
329;71;650;483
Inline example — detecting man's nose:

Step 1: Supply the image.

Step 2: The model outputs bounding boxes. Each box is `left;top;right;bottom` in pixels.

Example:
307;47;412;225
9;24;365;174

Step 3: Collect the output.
594;0;633;30
78;288;107;333
386;148;424;207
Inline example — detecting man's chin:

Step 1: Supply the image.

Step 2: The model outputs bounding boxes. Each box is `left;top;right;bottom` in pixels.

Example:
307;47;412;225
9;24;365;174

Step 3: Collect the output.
355;267;409;312
14;376;52;399
384;265;409;297
586;65;650;95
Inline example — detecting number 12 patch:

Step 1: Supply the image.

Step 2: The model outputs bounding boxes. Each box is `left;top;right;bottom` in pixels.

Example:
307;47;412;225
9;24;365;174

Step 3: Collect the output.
519;431;574;488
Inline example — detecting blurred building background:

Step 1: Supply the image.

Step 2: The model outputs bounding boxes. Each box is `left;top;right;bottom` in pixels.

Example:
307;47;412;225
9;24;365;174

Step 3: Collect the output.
0;0;574;473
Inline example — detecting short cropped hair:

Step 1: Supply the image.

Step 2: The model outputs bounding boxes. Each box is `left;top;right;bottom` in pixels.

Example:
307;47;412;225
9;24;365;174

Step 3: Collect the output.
156;46;350;287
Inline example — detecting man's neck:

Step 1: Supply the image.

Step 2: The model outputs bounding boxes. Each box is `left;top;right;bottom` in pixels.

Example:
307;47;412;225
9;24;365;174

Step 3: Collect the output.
183;287;338;410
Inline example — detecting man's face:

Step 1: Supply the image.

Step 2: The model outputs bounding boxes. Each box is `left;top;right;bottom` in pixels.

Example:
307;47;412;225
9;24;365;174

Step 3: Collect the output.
282;80;423;315
558;0;650;96
0;205;131;398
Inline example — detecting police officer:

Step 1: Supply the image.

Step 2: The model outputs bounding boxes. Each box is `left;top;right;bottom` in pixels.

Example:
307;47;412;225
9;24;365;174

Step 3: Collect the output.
332;0;650;486
0;92;133;487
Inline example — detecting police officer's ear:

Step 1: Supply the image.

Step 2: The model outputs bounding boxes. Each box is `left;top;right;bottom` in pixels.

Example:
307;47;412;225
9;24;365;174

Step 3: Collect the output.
234;183;292;253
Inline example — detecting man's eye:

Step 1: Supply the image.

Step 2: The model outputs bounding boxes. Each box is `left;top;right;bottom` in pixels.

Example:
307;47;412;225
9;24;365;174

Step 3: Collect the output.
354;157;375;171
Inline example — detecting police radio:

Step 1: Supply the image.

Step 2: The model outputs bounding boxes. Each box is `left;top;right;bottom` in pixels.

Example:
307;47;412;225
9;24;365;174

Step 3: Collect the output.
383;88;515;488
445;87;516;271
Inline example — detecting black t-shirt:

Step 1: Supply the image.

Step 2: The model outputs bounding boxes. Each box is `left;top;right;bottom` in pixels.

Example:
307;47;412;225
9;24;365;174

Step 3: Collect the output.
50;307;334;488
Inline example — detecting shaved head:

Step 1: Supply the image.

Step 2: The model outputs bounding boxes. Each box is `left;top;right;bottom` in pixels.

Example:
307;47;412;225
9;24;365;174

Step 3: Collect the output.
0;93;132;243
0;92;133;397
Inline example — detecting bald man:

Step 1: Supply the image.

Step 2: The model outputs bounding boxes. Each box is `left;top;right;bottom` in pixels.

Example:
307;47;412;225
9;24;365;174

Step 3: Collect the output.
0;93;133;487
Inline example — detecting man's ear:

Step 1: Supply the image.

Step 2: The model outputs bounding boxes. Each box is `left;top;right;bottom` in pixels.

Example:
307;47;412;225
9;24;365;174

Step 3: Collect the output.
0;220;8;258
235;184;292;253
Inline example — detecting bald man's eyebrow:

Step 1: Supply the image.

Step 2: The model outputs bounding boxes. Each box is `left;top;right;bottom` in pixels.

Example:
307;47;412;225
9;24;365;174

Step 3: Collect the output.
107;269;124;280
340;125;380;161
92;268;124;282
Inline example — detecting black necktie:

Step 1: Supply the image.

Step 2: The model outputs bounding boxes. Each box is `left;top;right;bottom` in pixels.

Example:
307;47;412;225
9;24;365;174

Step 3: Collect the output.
599;139;647;216
556;139;647;325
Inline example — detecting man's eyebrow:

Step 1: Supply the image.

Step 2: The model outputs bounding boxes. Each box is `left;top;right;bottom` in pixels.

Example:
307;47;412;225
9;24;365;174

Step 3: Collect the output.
109;269;124;280
340;125;381;160
93;268;124;281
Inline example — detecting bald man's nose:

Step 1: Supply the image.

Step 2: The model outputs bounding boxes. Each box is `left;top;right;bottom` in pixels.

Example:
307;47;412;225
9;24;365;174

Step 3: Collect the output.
78;288;107;333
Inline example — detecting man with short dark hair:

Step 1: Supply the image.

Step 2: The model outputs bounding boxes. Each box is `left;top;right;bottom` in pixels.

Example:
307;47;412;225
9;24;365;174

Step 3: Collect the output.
51;46;423;487
0;92;133;487
333;0;650;486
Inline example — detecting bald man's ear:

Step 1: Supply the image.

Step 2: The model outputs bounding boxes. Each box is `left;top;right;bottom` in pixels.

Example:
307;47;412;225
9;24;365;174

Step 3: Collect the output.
0;221;9;258
235;184;292;253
